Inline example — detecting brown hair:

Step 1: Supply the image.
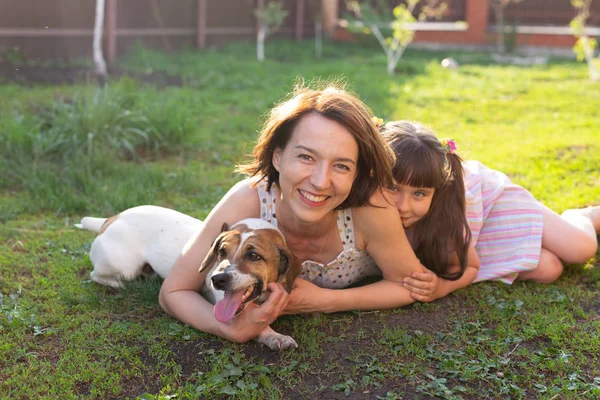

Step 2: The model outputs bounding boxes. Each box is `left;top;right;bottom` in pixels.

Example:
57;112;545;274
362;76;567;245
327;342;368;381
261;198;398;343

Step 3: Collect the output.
380;121;471;280
236;81;395;209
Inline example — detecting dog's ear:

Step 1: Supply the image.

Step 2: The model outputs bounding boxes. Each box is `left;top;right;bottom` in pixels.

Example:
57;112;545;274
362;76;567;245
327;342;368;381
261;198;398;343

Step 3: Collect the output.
220;222;228;232
199;231;226;273
277;246;302;293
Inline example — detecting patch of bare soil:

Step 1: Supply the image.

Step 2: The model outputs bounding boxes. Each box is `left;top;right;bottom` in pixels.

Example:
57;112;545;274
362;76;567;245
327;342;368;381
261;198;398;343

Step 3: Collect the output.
0;62;182;87
163;301;453;399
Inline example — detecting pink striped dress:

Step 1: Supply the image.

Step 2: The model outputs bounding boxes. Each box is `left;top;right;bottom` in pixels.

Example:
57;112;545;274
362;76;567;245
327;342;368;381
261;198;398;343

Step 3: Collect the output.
464;161;544;284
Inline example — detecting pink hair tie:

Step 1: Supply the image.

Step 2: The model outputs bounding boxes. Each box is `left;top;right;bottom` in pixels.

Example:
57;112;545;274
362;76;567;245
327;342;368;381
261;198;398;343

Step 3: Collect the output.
440;138;457;154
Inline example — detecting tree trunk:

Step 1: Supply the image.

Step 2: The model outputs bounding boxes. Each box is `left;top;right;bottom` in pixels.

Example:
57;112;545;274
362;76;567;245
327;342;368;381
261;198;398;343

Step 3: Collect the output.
315;19;322;59
257;25;266;62
387;55;395;75
495;5;505;53
93;0;108;78
582;36;600;81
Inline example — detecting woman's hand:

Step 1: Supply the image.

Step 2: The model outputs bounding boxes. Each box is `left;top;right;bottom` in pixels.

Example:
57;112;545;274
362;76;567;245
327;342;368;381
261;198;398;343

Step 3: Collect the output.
220;282;290;343
282;278;330;314
403;267;442;302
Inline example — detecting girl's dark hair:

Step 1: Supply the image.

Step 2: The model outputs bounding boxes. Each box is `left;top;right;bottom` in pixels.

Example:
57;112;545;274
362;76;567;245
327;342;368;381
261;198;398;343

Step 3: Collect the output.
380;121;471;280
236;81;395;209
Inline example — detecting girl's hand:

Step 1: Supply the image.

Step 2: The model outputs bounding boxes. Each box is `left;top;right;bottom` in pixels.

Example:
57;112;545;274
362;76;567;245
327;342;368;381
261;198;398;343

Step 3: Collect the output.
221;282;289;343
282;278;330;314
403;268;441;302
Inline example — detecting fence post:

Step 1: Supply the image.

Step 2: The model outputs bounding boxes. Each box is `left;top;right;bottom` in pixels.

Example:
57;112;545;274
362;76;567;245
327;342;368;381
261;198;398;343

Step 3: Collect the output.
106;0;117;62
321;0;338;38
197;0;207;48
296;0;304;42
465;0;490;44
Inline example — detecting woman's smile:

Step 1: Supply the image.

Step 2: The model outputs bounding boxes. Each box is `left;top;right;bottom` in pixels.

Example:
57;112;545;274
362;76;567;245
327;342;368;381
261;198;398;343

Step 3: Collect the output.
298;189;330;205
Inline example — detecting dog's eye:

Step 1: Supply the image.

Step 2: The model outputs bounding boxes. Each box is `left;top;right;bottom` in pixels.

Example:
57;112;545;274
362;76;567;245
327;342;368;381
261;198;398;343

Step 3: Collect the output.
218;247;227;258
246;250;263;262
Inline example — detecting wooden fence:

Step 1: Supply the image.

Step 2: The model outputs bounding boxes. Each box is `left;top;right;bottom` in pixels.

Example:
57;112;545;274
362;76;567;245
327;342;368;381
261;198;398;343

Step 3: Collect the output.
0;0;322;61
0;0;597;62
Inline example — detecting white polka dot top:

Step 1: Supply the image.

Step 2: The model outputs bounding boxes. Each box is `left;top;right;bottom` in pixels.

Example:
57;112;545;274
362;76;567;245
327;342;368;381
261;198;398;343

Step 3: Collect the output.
256;180;381;289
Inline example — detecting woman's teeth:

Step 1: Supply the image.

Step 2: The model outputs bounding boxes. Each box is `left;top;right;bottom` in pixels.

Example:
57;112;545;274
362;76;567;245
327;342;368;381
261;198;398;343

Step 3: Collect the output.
299;190;328;203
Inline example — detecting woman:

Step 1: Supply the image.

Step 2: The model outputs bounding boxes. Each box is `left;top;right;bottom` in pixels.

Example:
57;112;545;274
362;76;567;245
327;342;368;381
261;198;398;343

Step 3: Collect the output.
159;83;423;344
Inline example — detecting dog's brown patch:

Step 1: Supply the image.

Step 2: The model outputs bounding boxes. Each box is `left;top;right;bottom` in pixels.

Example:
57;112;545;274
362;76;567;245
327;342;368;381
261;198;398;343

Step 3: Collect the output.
236;228;300;292
99;214;120;235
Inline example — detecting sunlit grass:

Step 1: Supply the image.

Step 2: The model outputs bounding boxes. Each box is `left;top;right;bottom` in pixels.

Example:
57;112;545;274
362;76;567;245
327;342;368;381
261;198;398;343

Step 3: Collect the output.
1;40;599;399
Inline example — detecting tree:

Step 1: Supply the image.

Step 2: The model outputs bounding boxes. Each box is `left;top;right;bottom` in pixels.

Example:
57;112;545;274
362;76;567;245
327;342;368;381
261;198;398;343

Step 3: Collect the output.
489;0;522;54
570;0;599;81
254;0;289;62
344;0;447;75
93;0;108;79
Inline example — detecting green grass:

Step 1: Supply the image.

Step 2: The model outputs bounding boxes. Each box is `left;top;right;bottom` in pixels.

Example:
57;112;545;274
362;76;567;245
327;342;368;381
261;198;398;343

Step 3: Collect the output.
1;39;599;399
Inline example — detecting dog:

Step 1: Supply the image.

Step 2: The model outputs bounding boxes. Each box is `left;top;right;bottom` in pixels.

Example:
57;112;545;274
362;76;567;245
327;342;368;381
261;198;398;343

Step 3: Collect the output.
199;218;301;350
76;205;301;350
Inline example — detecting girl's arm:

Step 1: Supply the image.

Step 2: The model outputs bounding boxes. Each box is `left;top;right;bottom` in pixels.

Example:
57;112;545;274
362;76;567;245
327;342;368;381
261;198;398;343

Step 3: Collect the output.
158;180;288;343
354;191;425;281
403;243;480;302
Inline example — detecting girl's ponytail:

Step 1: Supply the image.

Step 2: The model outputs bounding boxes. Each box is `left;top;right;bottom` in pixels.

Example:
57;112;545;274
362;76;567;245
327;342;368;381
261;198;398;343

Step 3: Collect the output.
442;152;471;279
412;151;471;280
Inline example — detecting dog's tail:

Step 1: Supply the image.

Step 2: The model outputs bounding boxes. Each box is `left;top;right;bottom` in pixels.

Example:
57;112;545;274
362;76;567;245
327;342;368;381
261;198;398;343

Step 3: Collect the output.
74;217;108;233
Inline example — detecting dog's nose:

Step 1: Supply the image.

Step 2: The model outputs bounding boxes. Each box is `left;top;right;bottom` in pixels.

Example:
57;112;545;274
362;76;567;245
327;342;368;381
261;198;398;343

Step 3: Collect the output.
211;273;231;289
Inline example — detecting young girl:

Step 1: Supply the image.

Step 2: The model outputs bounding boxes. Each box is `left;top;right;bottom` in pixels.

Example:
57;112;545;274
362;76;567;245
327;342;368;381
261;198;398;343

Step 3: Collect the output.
380;120;600;302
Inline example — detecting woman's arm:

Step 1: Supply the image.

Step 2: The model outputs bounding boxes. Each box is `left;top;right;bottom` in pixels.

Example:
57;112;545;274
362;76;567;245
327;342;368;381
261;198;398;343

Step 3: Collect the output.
158;179;287;343
403;243;480;302
284;277;415;313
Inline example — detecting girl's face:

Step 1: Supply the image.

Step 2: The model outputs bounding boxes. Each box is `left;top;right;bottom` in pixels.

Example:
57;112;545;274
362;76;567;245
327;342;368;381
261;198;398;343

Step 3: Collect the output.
386;183;435;229
272;112;359;224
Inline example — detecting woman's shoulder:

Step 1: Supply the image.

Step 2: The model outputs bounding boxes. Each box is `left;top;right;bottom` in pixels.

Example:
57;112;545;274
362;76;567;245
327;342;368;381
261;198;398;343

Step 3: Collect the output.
350;190;401;233
211;178;261;223
349;190;409;256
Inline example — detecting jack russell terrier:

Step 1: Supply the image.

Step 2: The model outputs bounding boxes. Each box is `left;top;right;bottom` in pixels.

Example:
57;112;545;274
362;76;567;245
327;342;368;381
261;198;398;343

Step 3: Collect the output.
76;205;301;350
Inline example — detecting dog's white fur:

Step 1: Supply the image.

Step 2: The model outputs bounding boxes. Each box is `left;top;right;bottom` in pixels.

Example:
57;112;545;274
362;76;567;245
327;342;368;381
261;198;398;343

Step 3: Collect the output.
76;205;298;350
76;205;202;288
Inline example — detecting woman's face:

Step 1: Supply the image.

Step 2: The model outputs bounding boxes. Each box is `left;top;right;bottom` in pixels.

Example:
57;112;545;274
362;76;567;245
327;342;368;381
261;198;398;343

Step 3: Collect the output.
272;112;359;223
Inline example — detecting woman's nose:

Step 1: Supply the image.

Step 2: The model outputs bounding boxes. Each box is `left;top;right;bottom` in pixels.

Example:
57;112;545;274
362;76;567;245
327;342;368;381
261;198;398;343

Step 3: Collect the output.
310;163;331;189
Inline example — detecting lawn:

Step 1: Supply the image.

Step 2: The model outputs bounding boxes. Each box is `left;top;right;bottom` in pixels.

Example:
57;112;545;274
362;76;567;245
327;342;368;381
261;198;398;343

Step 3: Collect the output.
1;40;599;399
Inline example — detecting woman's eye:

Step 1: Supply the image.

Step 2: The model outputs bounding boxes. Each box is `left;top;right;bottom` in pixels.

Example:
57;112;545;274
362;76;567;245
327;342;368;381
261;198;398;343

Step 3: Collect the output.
298;154;312;161
335;164;351;172
387;186;398;192
247;251;262;261
414;191;425;198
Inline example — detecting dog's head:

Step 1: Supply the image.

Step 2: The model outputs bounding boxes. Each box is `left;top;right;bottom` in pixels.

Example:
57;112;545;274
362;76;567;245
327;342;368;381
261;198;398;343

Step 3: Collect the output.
199;218;301;324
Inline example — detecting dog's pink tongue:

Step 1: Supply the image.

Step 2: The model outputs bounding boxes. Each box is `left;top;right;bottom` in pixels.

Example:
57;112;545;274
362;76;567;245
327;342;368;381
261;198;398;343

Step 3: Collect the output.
214;289;245;324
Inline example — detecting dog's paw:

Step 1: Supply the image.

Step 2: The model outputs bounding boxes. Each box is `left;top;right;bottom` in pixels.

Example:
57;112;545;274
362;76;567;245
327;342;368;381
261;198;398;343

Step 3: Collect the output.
90;272;124;289
257;332;298;351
